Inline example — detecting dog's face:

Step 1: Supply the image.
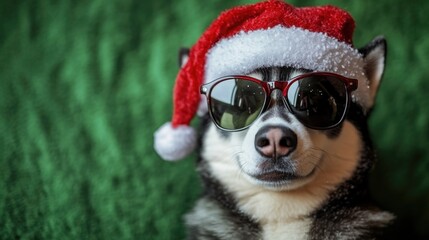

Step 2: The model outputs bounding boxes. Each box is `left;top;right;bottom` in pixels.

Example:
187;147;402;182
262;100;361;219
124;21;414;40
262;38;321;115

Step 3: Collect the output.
233;68;352;191
195;38;386;197
201;68;363;193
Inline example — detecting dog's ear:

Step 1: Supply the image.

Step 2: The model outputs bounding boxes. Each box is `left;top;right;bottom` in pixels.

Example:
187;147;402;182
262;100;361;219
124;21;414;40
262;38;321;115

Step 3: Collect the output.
179;48;190;68
359;36;387;107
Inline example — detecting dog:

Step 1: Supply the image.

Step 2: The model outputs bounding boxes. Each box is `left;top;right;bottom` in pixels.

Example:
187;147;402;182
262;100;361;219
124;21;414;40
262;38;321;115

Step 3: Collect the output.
154;1;394;239
182;36;394;240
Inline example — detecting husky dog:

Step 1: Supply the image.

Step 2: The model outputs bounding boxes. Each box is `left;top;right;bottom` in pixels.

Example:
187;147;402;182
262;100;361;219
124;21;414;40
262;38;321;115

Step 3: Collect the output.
153;1;394;239
182;37;393;239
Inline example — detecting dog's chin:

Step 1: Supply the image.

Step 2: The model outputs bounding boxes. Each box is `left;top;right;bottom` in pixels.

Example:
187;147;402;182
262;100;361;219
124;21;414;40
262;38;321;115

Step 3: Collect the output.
240;164;318;191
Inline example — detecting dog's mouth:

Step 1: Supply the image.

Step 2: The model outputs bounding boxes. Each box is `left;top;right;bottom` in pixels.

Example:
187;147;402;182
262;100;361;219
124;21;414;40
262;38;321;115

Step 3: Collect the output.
235;149;322;190
244;165;318;190
252;170;297;182
251;168;316;182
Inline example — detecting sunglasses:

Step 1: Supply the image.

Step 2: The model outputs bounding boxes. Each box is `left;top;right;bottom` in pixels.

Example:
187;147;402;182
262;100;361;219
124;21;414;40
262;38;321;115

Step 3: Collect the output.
200;72;358;131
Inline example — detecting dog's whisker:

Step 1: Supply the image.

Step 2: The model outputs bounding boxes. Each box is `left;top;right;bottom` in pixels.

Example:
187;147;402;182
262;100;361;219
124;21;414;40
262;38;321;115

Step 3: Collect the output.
307;159;324;173
230;150;244;160
231;151;255;180
310;146;353;163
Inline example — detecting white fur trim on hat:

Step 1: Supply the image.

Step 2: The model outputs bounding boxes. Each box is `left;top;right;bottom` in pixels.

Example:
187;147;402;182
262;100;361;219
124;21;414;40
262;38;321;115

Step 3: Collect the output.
154;122;197;161
197;25;371;114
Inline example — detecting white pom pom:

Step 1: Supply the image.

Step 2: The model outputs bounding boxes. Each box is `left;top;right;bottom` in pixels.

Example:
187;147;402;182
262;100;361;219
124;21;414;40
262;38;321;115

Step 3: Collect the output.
154;122;197;161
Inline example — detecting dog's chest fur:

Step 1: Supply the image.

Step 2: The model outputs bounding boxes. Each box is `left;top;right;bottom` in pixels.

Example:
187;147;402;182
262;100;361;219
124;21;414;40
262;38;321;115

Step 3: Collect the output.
185;67;393;240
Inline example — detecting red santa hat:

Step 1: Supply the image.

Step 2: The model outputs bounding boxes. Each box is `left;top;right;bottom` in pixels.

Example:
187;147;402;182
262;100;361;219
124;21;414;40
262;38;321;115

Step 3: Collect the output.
154;0;369;161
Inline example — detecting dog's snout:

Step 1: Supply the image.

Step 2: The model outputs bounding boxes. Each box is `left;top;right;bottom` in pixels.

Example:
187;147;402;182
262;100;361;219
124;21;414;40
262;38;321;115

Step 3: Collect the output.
255;126;297;158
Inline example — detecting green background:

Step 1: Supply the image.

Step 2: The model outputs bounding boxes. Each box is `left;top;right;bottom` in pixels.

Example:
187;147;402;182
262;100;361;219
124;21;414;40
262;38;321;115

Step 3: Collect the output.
1;0;428;239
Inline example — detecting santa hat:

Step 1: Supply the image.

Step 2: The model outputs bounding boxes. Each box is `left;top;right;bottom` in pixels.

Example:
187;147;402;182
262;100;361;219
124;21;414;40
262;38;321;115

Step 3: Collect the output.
154;0;369;161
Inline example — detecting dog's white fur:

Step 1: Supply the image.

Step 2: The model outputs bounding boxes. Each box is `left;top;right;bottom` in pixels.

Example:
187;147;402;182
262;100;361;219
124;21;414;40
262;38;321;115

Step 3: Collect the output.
202;115;361;238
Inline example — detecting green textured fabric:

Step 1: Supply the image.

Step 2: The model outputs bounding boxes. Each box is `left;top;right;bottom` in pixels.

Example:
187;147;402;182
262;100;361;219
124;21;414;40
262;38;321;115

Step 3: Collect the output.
1;0;429;239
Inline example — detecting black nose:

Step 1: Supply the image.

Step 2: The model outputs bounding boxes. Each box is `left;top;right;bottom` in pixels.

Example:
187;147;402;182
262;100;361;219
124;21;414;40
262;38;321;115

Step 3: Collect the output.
254;126;297;158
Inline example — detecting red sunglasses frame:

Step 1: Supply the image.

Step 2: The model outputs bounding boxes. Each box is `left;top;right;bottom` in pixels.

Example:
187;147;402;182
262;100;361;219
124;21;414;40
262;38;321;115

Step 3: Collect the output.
200;72;358;131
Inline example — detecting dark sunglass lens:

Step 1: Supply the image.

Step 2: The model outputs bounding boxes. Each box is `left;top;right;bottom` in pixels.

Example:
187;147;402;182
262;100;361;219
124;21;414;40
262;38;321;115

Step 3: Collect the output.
209;79;266;130
287;75;348;128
